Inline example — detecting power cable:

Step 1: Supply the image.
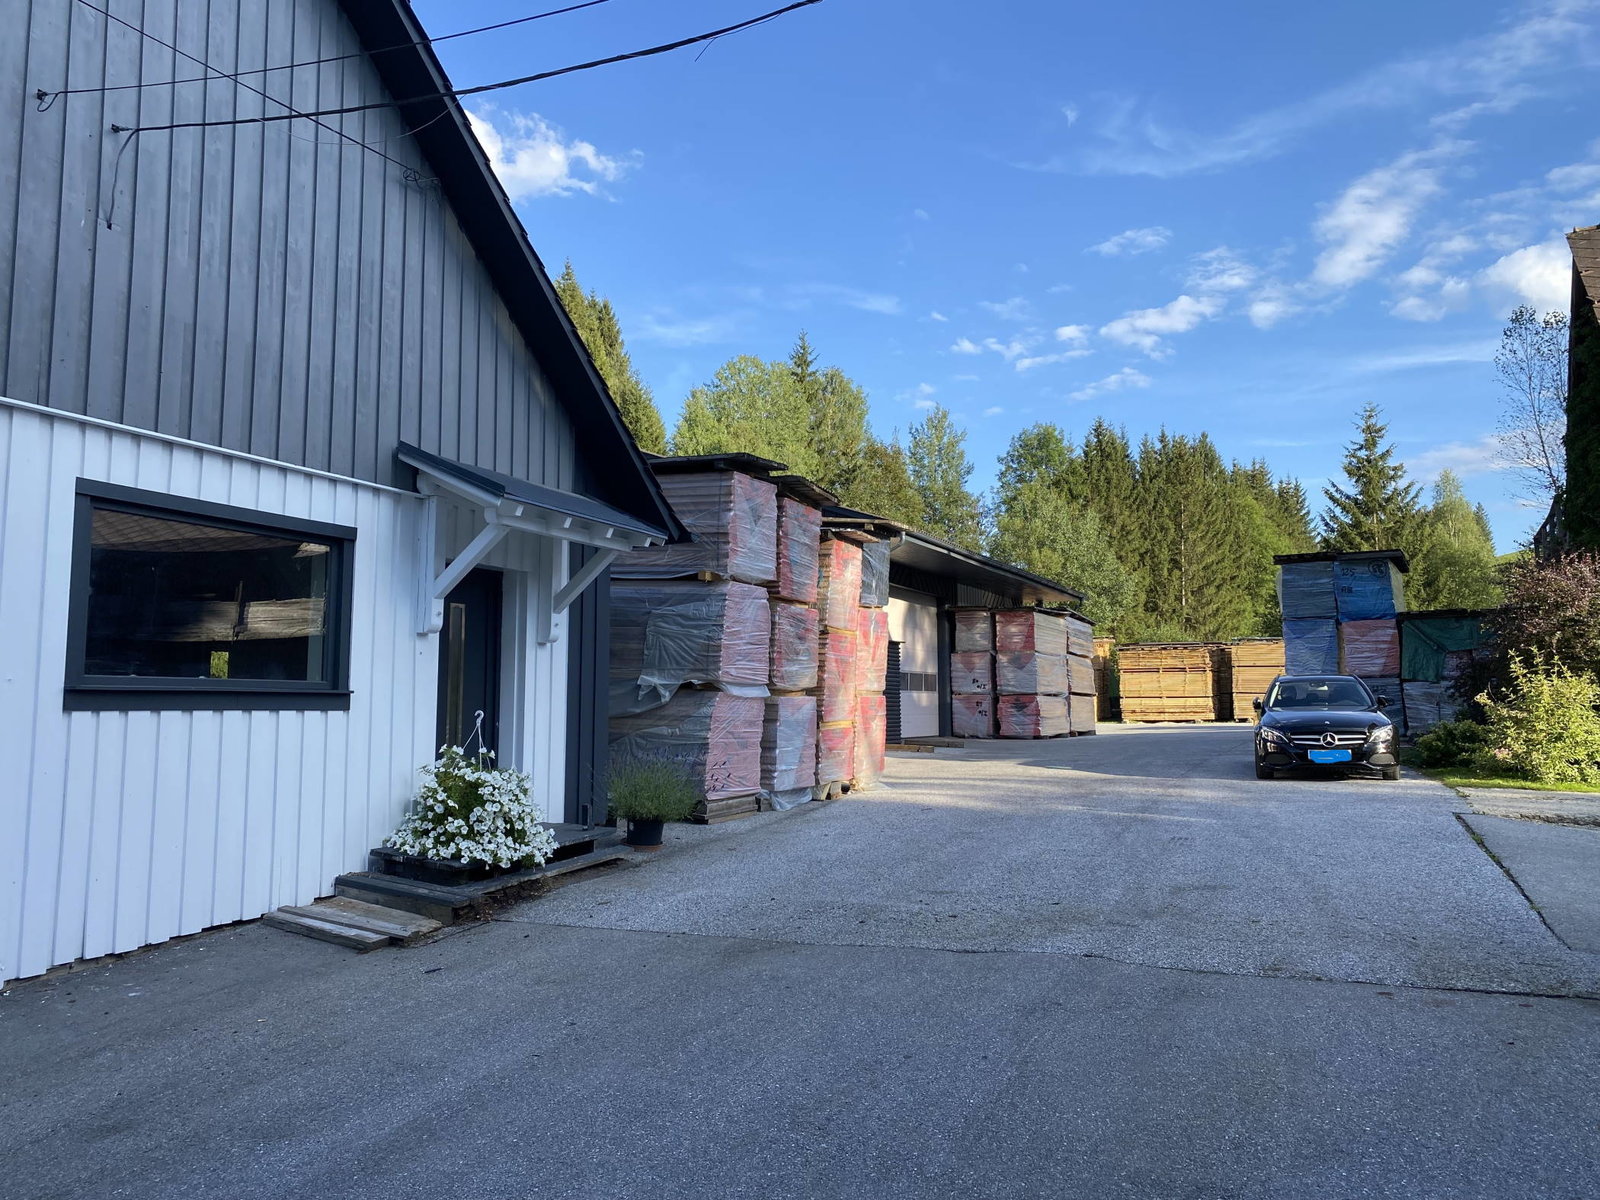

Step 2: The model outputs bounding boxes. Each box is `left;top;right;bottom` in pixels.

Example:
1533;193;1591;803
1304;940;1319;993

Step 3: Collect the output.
36;0;611;108
107;0;826;136
68;0;425;172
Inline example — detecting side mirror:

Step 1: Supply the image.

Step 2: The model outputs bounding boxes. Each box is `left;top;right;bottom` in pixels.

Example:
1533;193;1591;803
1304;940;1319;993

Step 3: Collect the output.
1251;697;1263;712
1375;695;1391;709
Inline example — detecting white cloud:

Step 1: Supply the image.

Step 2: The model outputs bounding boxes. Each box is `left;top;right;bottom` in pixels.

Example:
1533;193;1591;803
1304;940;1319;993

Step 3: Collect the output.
914;398;937;409
1062;104;1080;126
466;105;634;199
982;337;1030;361
788;283;902;315
1015;350;1093;371
1247;286;1299;329
1353;340;1499;372
1410;435;1507;481
913;208;931;220
929;310;949;322
983;405;1005;416
1032;2;1600;178
1055;324;1091;343
1070;367;1152;402
1311;144;1464;289
950;337;983;355
634;312;740;346
1479;238;1572;312
1099;294;1223;355
1188;247;1256;292
979;297;1032;321
1088;226;1172;256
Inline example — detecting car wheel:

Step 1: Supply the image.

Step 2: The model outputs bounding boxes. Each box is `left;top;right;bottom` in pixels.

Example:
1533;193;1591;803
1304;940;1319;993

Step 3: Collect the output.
1255;760;1275;780
1381;764;1400;781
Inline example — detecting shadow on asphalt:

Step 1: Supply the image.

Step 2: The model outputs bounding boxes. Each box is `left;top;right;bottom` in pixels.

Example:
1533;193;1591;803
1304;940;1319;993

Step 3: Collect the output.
960;724;1406;788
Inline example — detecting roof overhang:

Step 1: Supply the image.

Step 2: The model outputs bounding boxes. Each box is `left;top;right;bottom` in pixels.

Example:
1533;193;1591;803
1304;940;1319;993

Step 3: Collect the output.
399;443;668;551
891;530;1084;608
1273;549;1411;574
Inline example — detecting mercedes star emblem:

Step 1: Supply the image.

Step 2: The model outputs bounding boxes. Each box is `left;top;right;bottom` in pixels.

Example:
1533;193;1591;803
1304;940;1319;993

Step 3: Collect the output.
1321;732;1339;747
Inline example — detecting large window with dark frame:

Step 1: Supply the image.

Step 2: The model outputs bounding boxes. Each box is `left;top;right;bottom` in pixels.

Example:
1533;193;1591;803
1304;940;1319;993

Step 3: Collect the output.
65;481;355;711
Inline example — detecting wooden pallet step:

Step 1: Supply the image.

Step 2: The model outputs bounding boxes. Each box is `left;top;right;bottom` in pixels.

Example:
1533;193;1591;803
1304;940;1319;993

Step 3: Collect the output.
334;874;477;925
262;909;392;951
280;897;441;944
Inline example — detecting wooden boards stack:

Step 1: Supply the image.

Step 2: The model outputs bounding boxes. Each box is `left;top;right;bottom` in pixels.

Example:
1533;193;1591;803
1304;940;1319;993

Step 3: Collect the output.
1223;639;1284;721
1117;644;1218;722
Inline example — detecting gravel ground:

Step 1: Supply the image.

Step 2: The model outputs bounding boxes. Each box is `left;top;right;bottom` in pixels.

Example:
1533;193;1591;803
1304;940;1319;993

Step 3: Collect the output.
511;724;1600;997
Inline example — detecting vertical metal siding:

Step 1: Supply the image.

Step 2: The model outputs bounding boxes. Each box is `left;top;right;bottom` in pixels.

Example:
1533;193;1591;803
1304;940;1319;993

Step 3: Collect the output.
0;399;478;985
1;0;575;493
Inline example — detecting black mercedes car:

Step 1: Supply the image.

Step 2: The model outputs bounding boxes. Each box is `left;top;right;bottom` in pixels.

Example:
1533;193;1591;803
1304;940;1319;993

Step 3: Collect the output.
1252;674;1399;780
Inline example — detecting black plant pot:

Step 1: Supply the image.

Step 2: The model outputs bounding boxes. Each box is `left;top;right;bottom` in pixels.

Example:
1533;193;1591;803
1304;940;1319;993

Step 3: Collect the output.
623;818;666;849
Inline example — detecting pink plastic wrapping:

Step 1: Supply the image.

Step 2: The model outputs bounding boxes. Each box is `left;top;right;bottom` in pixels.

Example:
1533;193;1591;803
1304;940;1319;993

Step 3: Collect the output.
761;695;818;795
854;694;887;788
817;539;863;630
996;652;1070;696
817;720;856;785
1067;655;1095;695
997;694;1070;739
953;610;994;653
952;694;996;738
608;691;763;800
1064;615;1094;659
613;470;778;585
609;581;771;714
1339;618;1400;676
995;610;1069;656
950;651;994;694
817;628;859;723
770;601;821;691
1068;692;1097;734
775;497;822;603
855;607;889;693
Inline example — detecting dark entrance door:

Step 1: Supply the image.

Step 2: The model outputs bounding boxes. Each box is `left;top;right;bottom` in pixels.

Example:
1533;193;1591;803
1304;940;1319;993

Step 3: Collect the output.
436;568;503;755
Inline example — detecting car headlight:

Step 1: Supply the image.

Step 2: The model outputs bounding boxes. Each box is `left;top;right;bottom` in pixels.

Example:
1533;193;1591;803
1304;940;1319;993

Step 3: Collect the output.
1259;727;1291;747
1367;726;1395;746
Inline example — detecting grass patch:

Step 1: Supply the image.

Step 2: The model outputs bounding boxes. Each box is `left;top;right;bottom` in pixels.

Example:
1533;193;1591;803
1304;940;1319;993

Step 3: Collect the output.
1419;766;1600;794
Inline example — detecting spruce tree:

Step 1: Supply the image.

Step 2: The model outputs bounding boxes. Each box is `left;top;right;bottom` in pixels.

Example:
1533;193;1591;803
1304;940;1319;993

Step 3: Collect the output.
1320;403;1420;552
991;481;1136;630
840;436;927;528
553;262;667;453
907;404;983;550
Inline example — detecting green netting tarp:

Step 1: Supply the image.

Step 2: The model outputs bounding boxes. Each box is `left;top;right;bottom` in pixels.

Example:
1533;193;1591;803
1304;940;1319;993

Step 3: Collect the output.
1399;614;1488;682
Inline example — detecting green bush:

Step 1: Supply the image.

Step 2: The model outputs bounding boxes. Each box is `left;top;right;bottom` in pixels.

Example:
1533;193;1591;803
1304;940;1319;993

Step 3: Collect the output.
1415;719;1490;768
1474;654;1600;785
608;758;701;823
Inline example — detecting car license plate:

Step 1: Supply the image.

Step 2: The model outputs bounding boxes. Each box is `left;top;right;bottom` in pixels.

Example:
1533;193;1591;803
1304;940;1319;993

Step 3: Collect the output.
1309;748;1352;764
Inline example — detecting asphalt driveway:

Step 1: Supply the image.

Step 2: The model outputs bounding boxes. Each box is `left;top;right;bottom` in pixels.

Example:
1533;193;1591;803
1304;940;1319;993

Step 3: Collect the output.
3;725;1597;1200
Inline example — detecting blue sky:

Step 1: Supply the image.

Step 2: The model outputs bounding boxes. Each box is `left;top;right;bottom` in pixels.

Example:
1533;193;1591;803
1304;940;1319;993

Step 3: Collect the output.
419;0;1600;550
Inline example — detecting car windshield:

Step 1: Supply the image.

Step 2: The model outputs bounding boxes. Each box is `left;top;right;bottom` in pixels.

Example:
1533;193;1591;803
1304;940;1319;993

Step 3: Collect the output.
1267;678;1373;710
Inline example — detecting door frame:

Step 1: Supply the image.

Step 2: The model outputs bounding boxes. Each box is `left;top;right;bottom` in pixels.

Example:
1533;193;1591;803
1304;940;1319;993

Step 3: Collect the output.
435;566;504;756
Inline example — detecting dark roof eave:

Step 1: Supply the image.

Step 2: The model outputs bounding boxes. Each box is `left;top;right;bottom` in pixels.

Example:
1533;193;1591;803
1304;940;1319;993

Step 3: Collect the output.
1273;549;1411;573
336;0;687;544
893;529;1084;606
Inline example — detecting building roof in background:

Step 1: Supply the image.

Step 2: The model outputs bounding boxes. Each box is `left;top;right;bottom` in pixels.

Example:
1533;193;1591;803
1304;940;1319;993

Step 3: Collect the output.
1273;549;1411;573
1570;226;1600;309
338;1;686;543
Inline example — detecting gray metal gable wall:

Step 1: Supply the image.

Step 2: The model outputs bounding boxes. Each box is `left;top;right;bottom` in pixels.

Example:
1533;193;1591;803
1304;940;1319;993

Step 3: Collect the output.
0;0;574;492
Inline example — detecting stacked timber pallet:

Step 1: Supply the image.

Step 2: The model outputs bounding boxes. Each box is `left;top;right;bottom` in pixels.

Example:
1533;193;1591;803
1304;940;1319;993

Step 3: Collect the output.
1224;638;1285;721
1063;612;1097;735
1117;644;1218;723
609;465;777;823
950;609;997;737
761;491;823;810
1397;610;1492;736
1092;636;1118;721
814;535;863;798
855;541;890;790
995;610;1070;738
1275;551;1406;726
